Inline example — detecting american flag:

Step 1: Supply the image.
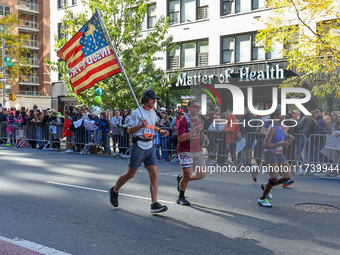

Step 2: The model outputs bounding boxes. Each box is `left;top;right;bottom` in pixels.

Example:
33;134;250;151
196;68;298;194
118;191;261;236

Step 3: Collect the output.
57;13;121;95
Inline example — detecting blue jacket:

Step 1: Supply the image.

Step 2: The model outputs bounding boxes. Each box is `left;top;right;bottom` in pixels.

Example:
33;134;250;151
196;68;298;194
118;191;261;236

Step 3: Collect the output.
99;117;110;132
314;116;326;134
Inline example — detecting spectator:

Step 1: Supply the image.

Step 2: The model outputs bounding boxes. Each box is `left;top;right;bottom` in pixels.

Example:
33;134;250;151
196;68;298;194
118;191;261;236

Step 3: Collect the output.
326;111;339;134
48;110;64;150
119;108;130;157
99;112;111;156
157;110;171;161
32;109;44;149
92;110;100;145
82;106;93;145
0;106;8;144
170;110;184;151
72;107;83;152
213;106;221;119
201;111;214;131
237;108;256;168
64;110;73;153
111;110;122;156
313;107;326;164
224;112;240;164
6;111;15;144
295;110;316;171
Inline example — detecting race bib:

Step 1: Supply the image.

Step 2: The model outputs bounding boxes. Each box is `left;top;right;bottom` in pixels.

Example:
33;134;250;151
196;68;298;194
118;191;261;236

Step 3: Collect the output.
143;125;155;139
275;146;283;154
180;156;193;166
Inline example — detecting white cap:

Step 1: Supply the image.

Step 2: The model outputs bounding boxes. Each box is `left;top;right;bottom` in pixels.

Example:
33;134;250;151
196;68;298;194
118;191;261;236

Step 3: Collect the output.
2;106;7;110
93;110;99;116
160;107;166;111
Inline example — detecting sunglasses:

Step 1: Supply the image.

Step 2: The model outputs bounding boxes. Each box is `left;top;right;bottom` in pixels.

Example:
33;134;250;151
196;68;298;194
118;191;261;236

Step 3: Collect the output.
193;105;201;109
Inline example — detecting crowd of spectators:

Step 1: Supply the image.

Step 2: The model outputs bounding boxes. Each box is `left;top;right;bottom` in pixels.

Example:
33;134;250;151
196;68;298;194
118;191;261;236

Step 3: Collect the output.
0;102;339;177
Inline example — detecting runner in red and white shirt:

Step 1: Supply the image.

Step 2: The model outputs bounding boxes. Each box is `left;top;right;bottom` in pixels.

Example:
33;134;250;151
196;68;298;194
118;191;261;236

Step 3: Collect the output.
176;99;209;206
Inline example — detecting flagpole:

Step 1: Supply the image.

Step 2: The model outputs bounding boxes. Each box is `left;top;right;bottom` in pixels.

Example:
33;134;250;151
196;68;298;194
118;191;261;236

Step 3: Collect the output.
96;8;145;119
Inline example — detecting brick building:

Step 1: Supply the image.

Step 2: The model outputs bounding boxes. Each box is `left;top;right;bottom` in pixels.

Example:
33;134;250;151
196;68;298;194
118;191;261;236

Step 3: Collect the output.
0;0;51;109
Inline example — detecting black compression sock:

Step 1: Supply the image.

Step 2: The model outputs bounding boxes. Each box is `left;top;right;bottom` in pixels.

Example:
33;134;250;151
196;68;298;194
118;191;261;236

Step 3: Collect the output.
179;190;185;198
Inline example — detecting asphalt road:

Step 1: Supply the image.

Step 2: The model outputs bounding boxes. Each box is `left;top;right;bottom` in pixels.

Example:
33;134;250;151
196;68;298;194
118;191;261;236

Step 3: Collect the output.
0;146;339;255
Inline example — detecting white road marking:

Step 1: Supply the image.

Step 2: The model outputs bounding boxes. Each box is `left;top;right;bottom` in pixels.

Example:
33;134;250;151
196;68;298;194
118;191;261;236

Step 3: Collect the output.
0;235;72;255
46;181;175;204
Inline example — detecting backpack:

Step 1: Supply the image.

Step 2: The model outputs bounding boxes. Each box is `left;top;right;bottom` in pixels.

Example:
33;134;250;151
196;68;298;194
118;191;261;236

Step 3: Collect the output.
184;114;206;147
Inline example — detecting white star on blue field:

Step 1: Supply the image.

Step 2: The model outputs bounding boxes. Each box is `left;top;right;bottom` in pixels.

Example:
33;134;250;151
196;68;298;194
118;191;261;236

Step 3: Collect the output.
79;15;109;57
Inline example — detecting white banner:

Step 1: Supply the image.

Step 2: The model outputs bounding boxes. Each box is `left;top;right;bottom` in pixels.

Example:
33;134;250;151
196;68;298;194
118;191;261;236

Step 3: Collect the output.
73;119;83;129
84;119;98;130
325;135;340;151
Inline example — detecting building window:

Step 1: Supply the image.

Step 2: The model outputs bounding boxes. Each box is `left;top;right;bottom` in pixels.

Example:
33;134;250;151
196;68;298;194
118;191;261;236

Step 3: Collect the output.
222;37;234;63
168;0;209;25
252;0;266;10
169;1;180;25
0;5;10;16
236;34;251;62
222;0;233;15
252;33;265;60
147;4;156;29
197;0;209;20
236;0;251;13
266;41;283;59
169;45;180;69
58;0;77;8
58;23;65;40
197;40;209;66
222;33;282;63
168;40;209;69
221;0;266;16
182;41;196;67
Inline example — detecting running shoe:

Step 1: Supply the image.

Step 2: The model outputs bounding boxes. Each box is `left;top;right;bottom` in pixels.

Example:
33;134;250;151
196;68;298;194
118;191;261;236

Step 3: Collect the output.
250;166;258;182
176;197;191;206
261;183;273;199
108;186;118;207
151;202;168;213
177;175;183;192
282;179;294;187
258;198;272;207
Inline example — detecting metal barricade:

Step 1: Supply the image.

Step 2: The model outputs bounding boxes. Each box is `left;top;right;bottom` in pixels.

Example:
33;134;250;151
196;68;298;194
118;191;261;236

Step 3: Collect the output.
202;130;239;166
307;134;339;176
15;125;28;148
243;132;308;172
0;121;7;144
156;127;177;162
42;123;64;150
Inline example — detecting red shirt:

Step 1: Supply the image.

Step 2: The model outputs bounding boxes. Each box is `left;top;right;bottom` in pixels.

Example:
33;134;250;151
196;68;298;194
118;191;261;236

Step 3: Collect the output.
177;116;202;153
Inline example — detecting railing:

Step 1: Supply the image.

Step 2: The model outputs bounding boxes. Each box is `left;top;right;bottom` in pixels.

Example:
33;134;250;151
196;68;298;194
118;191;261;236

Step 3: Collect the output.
19;19;39;30
197;6;209;20
169;12;179;25
18;90;43;96
18;0;39;12
23;39;39;48
0;121;339;177
169;56;180;69
19;75;39;84
197;52;208;66
148;16;156;28
22;57;39;66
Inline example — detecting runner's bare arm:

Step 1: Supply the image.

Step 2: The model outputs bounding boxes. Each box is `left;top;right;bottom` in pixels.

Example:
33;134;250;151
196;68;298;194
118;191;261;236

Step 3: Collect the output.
128;120;148;134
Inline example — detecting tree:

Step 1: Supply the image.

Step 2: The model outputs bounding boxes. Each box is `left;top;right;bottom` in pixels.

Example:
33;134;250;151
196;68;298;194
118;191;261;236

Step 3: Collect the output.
256;0;340;98
48;0;174;110
0;15;31;90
